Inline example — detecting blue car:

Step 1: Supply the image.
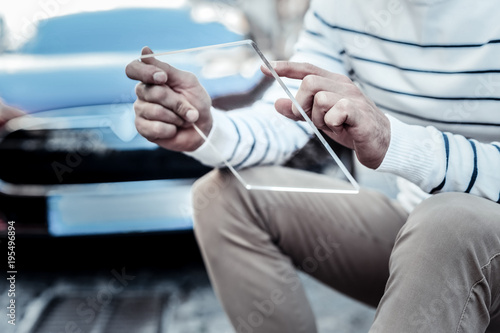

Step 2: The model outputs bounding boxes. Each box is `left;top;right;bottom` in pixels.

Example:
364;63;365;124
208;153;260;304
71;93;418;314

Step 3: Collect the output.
0;5;266;236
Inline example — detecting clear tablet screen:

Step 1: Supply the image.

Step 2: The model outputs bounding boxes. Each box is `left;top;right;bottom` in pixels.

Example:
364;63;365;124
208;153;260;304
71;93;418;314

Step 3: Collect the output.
141;40;359;194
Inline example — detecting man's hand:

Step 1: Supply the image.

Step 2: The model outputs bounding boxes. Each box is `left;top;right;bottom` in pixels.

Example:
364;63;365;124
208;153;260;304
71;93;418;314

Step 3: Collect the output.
262;61;391;169
125;47;213;152
0;100;25;128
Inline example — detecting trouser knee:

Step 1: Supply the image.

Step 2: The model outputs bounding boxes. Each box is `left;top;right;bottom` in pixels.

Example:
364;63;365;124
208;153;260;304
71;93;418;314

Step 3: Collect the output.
393;192;500;277
401;193;498;252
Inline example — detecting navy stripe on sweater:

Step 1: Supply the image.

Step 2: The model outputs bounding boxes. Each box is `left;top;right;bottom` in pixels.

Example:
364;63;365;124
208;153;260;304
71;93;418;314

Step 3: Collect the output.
357;76;500;101
431;133;450;193
374;102;500;127
248;118;271;167
296;48;344;64
233;118;257;169
226;117;241;164
313;12;500;49
305;29;324;38
465;140;478;193
350;54;500;75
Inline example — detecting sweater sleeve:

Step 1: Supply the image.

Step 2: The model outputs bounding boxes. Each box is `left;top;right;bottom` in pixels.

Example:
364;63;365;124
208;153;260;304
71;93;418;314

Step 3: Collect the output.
186;0;349;169
377;115;500;203
183;104;313;169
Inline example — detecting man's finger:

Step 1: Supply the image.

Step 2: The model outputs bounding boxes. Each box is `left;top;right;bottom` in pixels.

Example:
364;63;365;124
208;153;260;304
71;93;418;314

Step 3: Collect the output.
135;84;199;123
139;47;198;89
126;60;167;85
293;75;336;117
274;98;303;121
125;47;167;84
324;98;354;134
134;100;185;127
0;103;25;127
135;117;177;142
0;104;25;119
312;91;343;130
269;61;341;81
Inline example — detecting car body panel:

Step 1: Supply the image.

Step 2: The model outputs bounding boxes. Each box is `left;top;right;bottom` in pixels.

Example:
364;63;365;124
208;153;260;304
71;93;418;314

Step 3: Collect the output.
0;6;258;236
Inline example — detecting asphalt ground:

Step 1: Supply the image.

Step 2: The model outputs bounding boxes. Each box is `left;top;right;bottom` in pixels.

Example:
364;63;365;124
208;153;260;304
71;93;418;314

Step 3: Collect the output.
1;232;376;333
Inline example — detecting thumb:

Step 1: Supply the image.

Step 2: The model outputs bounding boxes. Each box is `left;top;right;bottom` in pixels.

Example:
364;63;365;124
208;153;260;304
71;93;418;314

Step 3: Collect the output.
140;46;194;88
125;47;167;84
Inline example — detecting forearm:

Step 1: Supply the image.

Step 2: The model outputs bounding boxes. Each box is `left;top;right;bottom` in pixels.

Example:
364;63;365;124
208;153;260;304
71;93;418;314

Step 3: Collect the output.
378;115;500;202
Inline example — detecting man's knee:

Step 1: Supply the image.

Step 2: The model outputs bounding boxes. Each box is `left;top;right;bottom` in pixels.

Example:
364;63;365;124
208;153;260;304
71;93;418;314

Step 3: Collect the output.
398;192;500;256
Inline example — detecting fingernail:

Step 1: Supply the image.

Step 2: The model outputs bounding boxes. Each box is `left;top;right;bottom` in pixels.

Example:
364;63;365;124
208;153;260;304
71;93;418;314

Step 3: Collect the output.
153;71;167;83
185;109;199;122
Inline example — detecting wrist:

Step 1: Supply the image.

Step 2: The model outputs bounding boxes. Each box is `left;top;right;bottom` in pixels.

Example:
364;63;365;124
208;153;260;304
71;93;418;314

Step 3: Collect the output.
184;109;237;166
188;116;213;152
376;115;445;191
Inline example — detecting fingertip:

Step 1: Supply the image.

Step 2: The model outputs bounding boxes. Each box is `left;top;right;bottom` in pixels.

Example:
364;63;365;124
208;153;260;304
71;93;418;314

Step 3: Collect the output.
140;47;156;65
274;98;291;112
141;46;153;55
324;109;335;124
274;98;302;120
153;71;167;84
260;64;272;77
268;61;280;74
163;123;178;139
324;108;345;131
185;109;199;123
269;61;287;73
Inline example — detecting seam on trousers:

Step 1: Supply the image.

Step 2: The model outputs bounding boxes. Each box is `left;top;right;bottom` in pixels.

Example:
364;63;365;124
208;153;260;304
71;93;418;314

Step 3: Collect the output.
456;252;500;333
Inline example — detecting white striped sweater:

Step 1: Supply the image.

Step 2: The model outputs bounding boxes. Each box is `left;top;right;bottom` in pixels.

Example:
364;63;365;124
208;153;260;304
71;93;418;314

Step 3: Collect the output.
187;0;500;208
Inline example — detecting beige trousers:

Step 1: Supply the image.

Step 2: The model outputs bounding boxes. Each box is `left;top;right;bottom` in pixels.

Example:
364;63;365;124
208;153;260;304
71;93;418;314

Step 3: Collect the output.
192;166;500;333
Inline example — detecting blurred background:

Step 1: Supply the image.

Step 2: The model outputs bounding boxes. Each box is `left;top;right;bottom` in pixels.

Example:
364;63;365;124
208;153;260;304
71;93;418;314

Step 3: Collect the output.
0;1;379;332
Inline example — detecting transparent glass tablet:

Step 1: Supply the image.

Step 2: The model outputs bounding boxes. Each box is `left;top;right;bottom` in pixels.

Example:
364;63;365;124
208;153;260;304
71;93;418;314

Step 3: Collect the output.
141;40;359;194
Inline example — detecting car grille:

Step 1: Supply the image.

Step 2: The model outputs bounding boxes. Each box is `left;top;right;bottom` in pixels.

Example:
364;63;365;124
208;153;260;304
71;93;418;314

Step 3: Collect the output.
0;128;211;185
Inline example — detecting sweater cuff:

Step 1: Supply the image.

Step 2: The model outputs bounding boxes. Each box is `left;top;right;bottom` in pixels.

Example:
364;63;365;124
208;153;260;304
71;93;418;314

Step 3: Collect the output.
184;109;237;167
376;114;444;191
